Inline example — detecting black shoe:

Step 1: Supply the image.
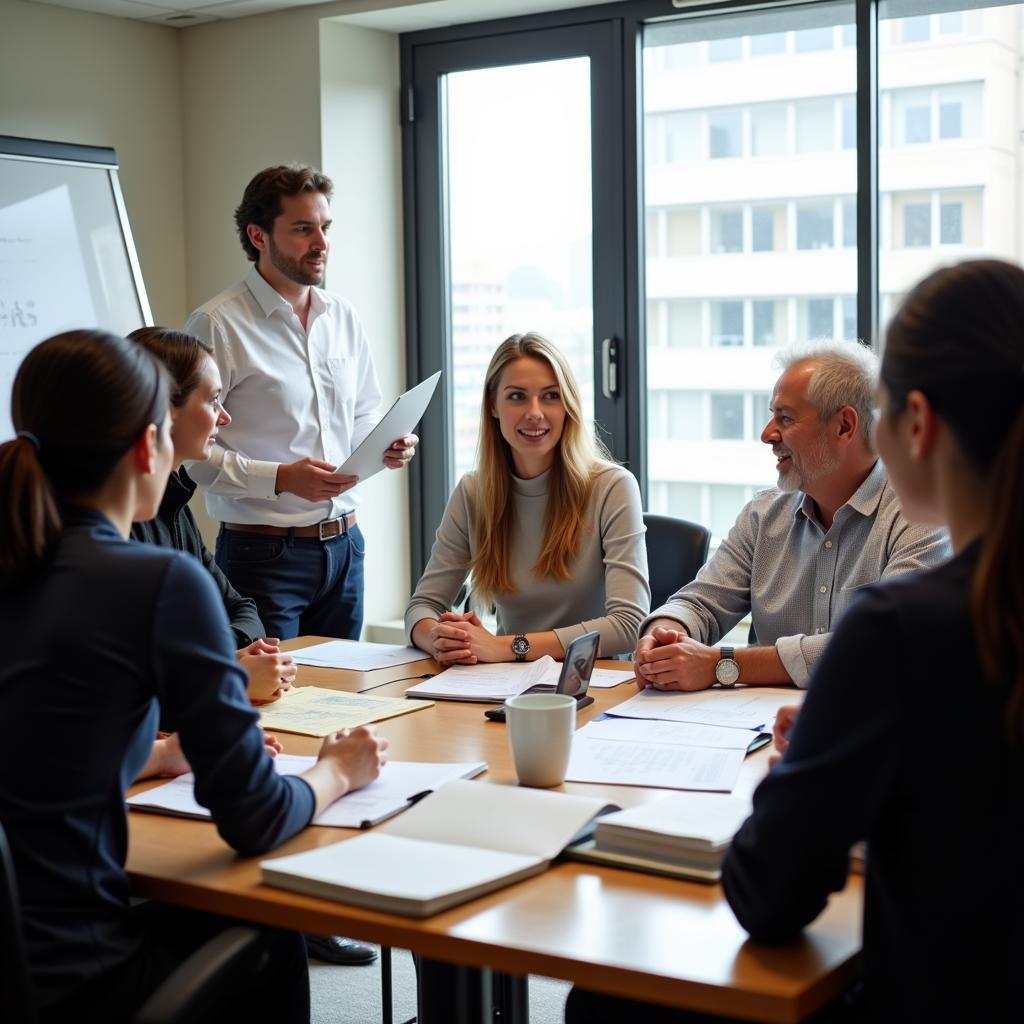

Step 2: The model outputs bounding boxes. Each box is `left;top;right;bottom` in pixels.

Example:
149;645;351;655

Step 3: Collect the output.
304;933;378;965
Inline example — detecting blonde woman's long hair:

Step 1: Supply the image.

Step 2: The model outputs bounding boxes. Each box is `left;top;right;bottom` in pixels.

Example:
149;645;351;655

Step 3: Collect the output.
469;333;613;602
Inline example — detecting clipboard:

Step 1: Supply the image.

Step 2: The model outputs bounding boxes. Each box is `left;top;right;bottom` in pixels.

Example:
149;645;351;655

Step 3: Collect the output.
331;370;441;482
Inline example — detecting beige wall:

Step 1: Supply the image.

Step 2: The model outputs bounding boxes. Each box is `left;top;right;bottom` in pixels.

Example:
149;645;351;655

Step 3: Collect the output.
0;0;187;326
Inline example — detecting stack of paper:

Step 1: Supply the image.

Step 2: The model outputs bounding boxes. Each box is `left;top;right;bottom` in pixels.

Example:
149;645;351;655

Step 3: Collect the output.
567;792;752;883
565;717;764;792
128;755;487;829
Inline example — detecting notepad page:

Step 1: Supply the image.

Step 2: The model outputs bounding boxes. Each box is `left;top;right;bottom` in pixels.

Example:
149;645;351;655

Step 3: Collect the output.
379;779;614;860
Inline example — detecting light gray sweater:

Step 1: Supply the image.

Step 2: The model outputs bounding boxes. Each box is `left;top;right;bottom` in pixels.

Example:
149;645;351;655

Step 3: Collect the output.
405;464;650;657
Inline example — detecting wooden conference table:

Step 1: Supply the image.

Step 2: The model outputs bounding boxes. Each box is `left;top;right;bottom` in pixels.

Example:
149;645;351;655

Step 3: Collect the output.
125;638;862;1024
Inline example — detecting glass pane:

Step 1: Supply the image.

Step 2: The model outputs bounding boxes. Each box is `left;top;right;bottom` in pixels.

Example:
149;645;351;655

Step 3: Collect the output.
880;2;1023;292
709;109;743;158
445;59;594;485
644;3;855;548
710;393;744;440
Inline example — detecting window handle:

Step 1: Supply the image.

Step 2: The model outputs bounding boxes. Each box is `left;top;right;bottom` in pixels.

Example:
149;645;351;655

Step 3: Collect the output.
601;336;619;399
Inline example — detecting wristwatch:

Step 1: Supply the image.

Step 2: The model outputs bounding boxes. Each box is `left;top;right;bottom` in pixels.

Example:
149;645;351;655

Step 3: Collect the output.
715;646;740;687
511;634;530;662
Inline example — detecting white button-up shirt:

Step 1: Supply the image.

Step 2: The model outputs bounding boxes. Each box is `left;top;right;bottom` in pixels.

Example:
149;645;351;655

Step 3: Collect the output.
185;267;382;526
642;459;951;687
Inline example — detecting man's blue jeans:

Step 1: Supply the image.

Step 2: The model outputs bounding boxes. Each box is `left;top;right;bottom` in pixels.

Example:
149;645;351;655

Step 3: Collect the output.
215;524;365;641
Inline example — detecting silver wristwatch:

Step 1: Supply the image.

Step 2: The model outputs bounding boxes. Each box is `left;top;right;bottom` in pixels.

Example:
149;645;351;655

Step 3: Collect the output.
512;634;530;662
715;646;740;687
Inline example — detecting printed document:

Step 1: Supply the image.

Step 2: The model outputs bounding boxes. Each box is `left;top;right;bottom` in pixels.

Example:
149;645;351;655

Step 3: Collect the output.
606;687;799;730
258;686;433;736
287;640;425;671
565;720;746;792
128;756;487;828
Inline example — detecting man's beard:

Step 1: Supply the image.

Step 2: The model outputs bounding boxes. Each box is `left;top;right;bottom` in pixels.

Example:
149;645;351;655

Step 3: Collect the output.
268;238;325;286
775;433;839;492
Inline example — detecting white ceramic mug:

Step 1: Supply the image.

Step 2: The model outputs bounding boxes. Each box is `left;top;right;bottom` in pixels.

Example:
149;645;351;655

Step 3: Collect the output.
505;692;576;788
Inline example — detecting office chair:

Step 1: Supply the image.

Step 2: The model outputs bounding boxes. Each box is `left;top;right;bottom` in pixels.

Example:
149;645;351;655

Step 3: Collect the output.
643;512;712;611
0;820;263;1024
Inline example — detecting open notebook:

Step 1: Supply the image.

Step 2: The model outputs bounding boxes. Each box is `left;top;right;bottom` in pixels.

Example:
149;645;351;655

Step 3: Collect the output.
261;779;617;916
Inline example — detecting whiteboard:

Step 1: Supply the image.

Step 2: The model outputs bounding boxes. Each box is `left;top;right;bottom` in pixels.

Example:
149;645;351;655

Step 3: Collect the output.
0;136;151;440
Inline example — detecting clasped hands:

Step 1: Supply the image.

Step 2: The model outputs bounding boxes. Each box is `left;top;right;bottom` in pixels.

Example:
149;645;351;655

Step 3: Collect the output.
238;637;297;704
427;610;507;666
634;625;720;691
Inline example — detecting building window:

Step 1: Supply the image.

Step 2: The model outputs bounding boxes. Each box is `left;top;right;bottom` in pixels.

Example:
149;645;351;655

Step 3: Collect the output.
667;482;703;524
752;300;775;346
711;301;744;346
709;37;742;62
797;202;834;250
750;104;787;157
667;299;702;347
712;209;744;253
751;32;786;56
807;297;834;339
796;98;835;153
940;202;963;244
669;391;704;440
751;207;776;252
904;105;931;144
709;484;747;541
667;208;702;256
665;111;702;163
841;95;856;149
939;101;962;139
904;202;932;246
842;296;857;340
794;26;834;52
901;16;931;43
752;392;771;437
842;198;857;247
709;109;743;158
710;393;745;440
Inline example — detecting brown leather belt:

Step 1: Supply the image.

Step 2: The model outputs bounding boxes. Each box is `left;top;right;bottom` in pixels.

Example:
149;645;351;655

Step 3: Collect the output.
226;512;356;541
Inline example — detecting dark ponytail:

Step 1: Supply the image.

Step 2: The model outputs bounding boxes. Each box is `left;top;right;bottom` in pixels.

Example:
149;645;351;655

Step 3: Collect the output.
881;259;1024;738
0;330;169;590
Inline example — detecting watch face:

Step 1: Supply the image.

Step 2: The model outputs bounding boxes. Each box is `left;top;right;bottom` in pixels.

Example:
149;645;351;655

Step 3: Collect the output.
715;658;740;686
512;635;530;657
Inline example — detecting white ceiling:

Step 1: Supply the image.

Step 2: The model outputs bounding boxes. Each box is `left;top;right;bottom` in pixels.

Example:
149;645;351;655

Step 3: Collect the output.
25;0;614;30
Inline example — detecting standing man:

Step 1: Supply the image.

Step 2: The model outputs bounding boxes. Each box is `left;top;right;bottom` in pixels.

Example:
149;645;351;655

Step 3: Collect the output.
635;341;949;692
186;164;416;643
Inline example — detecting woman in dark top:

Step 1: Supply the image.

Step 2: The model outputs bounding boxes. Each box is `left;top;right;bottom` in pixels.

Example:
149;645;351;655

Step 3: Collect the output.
566;261;1024;1024
128;327;296;703
0;330;387;1023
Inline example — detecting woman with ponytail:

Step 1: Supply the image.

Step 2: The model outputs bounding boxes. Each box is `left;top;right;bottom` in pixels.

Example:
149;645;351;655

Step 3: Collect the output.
405;332;649;664
0;331;386;1024
567;260;1024;1023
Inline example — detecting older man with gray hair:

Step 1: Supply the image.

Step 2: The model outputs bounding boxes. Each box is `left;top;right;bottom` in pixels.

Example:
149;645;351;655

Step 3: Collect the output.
636;340;949;691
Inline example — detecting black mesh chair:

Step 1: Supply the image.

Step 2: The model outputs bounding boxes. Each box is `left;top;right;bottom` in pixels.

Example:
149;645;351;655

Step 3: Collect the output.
0;820;264;1024
643;513;712;611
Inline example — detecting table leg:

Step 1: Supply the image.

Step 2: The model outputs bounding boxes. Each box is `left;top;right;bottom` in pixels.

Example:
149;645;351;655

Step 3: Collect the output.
417;960;528;1024
417;958;492;1023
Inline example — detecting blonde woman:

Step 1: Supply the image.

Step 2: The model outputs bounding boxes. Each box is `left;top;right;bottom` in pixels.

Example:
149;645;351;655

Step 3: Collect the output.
406;333;649;664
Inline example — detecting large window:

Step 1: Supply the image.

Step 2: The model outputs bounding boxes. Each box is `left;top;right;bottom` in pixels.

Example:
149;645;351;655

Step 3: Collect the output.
644;3;856;543
404;0;1024;576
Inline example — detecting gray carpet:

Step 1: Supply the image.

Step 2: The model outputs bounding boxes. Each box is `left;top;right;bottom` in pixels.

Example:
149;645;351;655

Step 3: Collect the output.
311;946;570;1023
